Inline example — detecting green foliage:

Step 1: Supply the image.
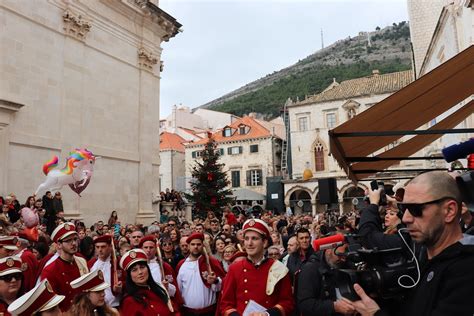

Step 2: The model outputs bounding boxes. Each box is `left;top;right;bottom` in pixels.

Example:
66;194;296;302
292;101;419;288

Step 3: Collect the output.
210;60;411;118
208;21;412;118
185;137;233;218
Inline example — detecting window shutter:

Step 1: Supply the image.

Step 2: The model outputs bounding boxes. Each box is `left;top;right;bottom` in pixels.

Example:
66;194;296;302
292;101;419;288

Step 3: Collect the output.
239;146;243;154
192;151;196;158
246;170;251;186
257;169;263;185
228;147;232;155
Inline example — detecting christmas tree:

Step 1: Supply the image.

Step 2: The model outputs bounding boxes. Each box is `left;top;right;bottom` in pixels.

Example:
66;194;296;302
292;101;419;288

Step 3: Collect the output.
186;135;234;218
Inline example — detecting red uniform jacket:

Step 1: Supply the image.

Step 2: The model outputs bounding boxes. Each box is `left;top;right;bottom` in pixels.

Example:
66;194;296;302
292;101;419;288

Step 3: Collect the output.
219;258;294;316
40;256;86;312
121;288;179;316
176;255;226;288
19;249;38;292
0;301;11;316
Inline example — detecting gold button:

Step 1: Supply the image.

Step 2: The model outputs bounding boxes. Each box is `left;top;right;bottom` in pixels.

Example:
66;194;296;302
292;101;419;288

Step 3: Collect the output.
244;279;248;283
244;290;248;293
243;269;247;272
245;300;248;304
151;305;154;308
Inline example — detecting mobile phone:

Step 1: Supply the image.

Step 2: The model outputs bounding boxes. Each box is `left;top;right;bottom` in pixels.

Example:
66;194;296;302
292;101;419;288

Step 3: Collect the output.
370;180;387;205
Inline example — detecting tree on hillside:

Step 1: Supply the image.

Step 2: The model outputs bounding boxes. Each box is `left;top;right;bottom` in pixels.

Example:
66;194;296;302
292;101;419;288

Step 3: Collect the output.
185;135;234;218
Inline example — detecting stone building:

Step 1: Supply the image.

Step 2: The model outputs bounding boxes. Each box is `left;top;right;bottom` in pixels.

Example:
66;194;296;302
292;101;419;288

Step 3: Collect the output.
413;0;474;160
159;131;186;191
283;70;413;214
0;0;180;225
184;115;285;205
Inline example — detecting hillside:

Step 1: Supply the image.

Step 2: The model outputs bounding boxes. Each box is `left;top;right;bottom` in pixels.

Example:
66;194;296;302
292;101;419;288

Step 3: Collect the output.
201;22;412;118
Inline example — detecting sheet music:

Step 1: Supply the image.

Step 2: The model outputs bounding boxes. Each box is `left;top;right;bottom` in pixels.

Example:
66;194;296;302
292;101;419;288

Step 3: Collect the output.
243;299;267;316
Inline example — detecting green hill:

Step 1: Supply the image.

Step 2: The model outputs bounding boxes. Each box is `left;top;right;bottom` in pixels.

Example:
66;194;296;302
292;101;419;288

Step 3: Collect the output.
202;22;412;118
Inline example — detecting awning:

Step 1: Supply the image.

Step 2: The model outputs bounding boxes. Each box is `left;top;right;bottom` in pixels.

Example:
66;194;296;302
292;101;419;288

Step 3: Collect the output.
329;45;474;182
230;188;266;201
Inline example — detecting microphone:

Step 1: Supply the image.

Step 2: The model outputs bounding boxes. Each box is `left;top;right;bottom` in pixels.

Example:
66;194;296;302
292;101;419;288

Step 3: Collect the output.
442;138;474;163
312;233;345;251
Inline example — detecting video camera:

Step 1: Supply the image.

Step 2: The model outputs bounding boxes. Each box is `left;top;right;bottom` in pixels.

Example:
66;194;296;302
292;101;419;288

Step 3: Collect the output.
313;233;418;300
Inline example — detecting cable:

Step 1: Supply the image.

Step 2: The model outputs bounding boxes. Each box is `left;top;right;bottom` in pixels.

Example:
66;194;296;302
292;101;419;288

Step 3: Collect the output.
396;228;420;288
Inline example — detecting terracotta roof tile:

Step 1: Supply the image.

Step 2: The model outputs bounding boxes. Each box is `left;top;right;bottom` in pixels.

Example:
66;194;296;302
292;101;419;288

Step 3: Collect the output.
160;132;186;152
188;116;275;146
292;70;414;106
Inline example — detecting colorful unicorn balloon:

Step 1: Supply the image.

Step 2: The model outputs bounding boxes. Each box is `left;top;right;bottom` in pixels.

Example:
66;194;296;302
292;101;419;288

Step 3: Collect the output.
35;148;96;197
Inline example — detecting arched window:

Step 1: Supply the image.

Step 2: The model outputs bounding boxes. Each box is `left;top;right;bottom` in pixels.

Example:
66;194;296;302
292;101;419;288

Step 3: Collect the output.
314;142;325;171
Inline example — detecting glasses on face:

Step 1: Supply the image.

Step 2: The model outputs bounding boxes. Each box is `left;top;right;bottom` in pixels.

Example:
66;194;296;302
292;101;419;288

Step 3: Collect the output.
131;235;142;239
398;197;455;217
268;252;280;257
162;242;172;247
168;223;176;226
0;273;22;282
61;237;78;244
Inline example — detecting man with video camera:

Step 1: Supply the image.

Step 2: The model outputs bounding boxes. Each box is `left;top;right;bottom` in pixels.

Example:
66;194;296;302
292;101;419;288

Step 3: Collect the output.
349;171;474;316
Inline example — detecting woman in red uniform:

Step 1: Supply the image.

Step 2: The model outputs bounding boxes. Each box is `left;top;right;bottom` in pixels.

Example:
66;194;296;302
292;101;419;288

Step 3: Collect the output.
119;249;178;315
0;256;23;315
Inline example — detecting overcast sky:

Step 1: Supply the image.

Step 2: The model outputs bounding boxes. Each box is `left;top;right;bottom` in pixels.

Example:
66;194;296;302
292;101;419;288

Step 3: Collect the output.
159;0;409;118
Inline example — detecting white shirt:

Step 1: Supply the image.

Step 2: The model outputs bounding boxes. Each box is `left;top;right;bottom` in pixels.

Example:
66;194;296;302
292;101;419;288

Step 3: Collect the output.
149;259;176;297
90;256;121;307
177;258;221;309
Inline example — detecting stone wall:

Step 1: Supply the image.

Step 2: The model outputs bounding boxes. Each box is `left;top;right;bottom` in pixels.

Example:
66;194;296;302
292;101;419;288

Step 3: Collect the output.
0;0;180;225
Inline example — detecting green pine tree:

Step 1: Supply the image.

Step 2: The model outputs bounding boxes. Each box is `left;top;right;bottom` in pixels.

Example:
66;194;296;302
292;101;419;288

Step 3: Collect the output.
185;136;234;218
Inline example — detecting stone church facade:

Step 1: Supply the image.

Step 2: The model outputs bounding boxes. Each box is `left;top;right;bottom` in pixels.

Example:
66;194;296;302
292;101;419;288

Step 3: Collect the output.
0;0;180;224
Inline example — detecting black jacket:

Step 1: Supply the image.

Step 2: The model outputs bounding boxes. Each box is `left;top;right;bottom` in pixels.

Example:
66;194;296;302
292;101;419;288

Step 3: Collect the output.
358;204;408;250
296;251;343;316
287;246;315;284
401;236;474;316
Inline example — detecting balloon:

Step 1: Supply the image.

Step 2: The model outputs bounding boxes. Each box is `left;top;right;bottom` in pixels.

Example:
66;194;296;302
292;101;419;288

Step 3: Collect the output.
20;207;39;228
35;148;96;197
68;177;91;197
20;227;39;242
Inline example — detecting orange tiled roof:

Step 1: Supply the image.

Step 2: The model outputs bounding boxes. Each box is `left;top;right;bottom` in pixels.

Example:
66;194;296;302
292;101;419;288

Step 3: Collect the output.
160;132;186;152
188;116;273;146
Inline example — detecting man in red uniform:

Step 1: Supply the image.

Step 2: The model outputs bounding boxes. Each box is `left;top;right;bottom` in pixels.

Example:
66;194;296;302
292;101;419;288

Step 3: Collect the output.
176;232;226;316
220;219;294;316
40;222;89;312
14;234;38;292
87;234;122;308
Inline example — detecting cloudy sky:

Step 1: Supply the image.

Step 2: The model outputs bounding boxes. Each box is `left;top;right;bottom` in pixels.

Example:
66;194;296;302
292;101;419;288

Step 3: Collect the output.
159;0;409;118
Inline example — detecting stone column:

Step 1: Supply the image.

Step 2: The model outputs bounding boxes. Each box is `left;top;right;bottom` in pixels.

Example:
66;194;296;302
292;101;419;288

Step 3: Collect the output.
60;9;91;219
185;203;193;222
0;100;24;196
135;47;160;224
311;201;317;217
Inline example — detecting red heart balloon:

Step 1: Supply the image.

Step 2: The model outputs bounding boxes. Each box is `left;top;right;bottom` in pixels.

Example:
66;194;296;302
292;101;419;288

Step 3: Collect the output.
68;177;91;197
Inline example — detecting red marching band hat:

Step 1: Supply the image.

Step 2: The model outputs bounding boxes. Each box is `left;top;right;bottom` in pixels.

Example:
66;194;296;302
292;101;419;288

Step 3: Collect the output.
186;232;204;244
119;249;148;271
70;270;110;292
8;279;65;316
93;234;113;244
51;222;77;243
242;219;271;239
138;235;157;248
0;236;19;251
0;256;22;276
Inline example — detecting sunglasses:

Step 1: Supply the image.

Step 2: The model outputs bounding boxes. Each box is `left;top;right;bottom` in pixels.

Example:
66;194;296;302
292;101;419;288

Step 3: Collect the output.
398;197;455;217
162;242;172;246
0;273;22;282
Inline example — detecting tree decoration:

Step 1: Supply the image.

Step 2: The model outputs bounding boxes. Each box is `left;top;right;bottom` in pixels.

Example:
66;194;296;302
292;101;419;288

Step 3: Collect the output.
185;135;233;218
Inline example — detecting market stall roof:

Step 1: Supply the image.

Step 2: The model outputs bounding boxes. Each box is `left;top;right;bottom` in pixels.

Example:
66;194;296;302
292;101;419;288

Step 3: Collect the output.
230;188;266;201
329;45;474;182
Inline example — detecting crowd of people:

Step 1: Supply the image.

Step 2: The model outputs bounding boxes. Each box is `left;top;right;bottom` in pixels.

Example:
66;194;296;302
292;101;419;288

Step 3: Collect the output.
0;170;473;315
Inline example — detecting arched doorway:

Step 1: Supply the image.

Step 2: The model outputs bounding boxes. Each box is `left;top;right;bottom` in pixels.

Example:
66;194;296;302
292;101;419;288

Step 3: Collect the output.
342;186;365;212
289;190;312;214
